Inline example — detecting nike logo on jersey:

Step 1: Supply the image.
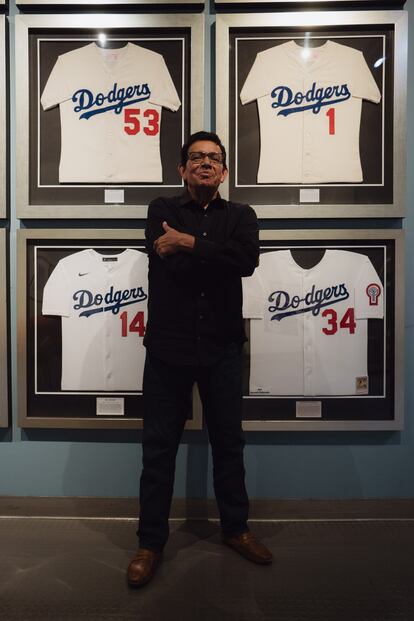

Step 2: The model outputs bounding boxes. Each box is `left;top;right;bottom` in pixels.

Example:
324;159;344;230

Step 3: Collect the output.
73;285;148;318
268;283;349;321
78;272;89;277
72;82;151;120
271;82;351;117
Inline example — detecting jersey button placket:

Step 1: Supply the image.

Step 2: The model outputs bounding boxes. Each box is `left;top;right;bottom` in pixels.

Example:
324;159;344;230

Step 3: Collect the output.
104;273;113;390
302;272;312;396
105;78;115;181
303;120;311;182
301;77;313;183
307;270;318;395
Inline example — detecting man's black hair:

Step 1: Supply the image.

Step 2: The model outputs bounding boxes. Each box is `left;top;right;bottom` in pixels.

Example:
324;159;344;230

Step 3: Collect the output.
180;131;227;168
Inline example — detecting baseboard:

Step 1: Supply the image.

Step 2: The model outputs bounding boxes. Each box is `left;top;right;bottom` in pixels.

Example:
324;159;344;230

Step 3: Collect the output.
1;497;414;519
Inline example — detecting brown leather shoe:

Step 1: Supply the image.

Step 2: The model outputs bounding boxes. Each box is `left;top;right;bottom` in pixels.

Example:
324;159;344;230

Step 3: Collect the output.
127;548;162;587
222;531;273;564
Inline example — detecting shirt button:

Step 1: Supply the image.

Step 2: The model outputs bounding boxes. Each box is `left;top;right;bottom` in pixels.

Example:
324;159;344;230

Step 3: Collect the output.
203;232;207;237
201;292;205;297
199;315;203;319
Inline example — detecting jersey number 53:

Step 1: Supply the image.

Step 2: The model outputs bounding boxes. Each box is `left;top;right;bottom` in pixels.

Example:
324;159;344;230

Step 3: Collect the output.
124;108;160;136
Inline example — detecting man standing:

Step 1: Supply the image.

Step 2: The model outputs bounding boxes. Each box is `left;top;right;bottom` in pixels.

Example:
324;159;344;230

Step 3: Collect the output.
127;131;272;588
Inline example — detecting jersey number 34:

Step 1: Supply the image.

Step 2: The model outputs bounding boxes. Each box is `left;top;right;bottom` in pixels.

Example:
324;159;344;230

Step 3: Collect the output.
322;307;356;335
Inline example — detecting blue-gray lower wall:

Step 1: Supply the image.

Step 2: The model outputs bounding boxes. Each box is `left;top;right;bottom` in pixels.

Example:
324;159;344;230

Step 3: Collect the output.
1;3;414;500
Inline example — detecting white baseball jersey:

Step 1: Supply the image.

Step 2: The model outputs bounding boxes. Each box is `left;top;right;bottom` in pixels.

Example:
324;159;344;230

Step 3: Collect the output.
242;250;383;396
42;248;148;391
41;42;181;183
240;40;381;184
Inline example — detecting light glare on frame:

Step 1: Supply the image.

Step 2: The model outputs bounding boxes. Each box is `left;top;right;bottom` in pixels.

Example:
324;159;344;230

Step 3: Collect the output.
98;33;107;46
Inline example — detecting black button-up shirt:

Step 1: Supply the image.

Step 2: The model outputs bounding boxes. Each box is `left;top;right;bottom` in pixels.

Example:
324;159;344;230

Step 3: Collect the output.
143;191;259;365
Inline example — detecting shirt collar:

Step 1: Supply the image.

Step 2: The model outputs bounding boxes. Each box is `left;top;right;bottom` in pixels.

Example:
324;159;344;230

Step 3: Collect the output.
179;189;224;209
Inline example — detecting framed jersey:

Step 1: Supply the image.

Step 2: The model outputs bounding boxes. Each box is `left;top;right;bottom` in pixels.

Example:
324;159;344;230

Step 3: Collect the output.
0;229;8;428
216;11;407;218
15;14;204;219
17;229;202;429
238;229;404;430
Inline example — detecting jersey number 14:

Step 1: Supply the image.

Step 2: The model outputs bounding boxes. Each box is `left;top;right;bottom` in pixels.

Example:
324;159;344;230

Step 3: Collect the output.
120;310;146;337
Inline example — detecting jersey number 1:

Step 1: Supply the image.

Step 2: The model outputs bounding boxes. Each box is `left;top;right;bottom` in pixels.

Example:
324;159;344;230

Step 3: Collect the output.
120;310;146;337
326;108;335;135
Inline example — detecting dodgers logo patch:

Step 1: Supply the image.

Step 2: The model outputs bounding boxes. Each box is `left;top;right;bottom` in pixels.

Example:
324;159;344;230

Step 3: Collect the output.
72;82;151;120
271;82;351;117
268;283;349;321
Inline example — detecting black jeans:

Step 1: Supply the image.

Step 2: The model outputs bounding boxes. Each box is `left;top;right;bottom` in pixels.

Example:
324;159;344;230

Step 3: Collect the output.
137;343;249;551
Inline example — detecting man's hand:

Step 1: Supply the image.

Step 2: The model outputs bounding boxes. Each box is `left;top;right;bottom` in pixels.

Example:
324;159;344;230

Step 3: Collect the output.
153;221;195;257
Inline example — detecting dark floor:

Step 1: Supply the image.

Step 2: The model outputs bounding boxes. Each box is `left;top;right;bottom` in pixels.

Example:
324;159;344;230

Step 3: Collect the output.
1;517;414;621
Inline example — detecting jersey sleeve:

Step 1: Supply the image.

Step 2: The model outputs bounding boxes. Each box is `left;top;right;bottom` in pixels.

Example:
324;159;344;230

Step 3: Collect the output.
42;260;72;317
349;49;381;103
240;51;273;105
354;255;384;319
41;55;73;110
148;53;181;111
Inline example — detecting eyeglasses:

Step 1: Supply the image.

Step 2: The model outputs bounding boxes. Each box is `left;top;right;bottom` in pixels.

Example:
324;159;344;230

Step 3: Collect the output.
187;151;224;165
